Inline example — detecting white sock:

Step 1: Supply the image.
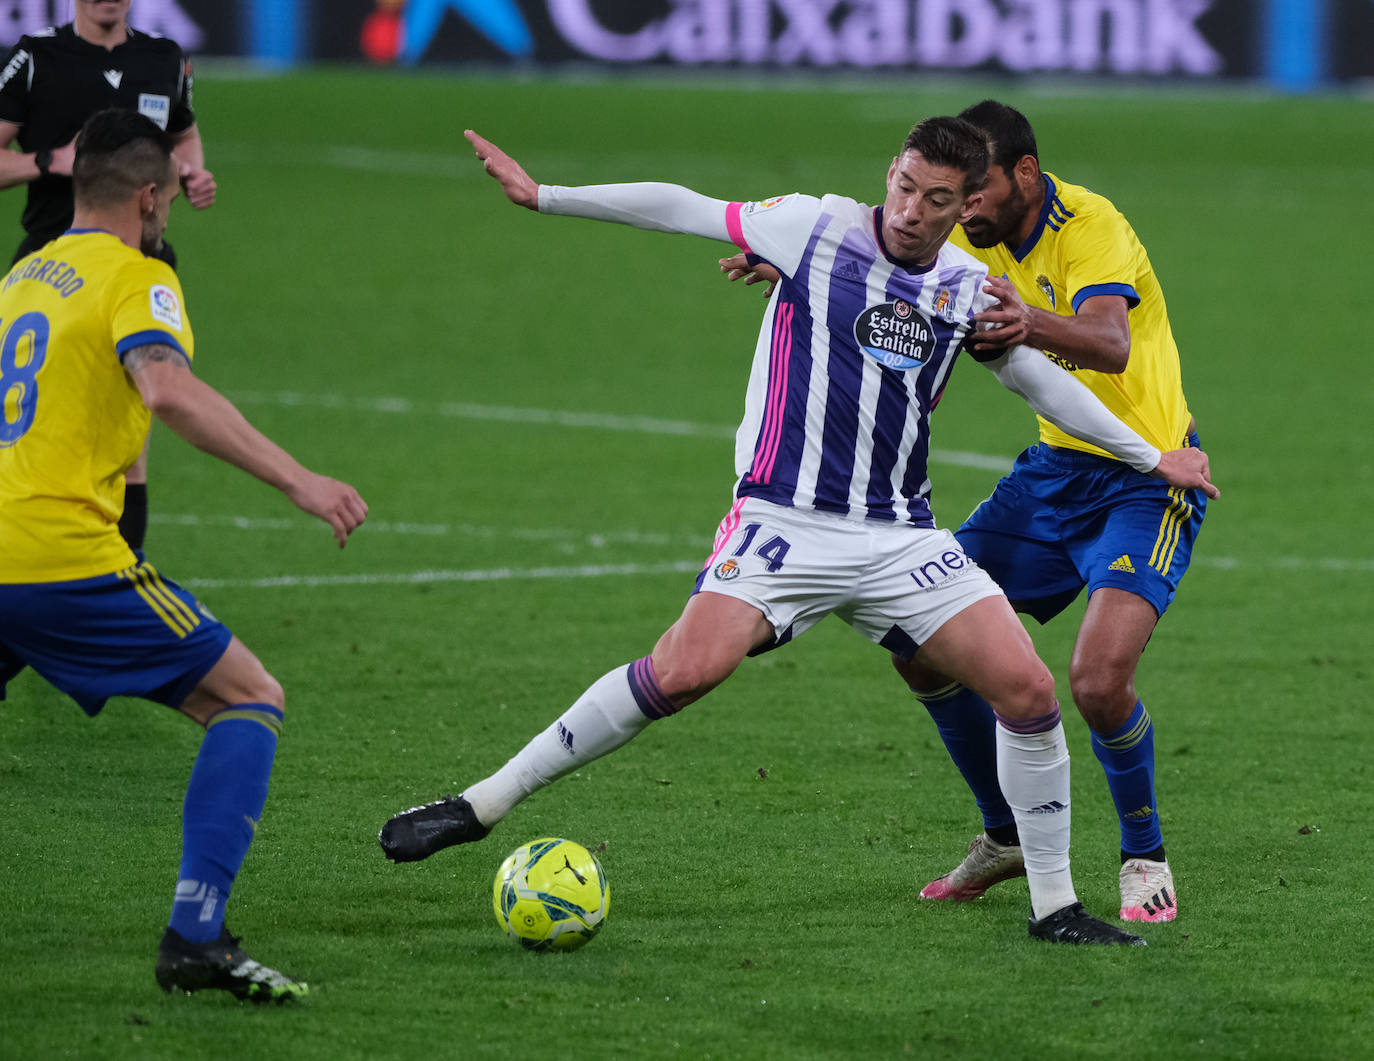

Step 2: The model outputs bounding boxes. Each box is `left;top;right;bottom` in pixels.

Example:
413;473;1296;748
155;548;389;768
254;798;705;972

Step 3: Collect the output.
462;663;653;826
996;718;1078;920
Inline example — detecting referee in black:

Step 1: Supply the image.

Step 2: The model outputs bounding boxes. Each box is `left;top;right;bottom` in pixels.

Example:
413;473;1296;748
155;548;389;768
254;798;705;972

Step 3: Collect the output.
0;0;216;552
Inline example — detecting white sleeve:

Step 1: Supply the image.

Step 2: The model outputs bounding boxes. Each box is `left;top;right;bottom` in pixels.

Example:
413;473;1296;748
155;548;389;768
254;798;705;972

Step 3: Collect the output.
984;345;1161;473
733;193;826;275
538;182;732;241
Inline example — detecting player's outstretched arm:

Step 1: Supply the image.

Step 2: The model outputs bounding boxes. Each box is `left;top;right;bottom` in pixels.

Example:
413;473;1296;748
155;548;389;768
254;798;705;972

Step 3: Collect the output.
984;344;1215;496
984;344;1219;499
466;128;733;241
125;345;368;547
465;129;539;209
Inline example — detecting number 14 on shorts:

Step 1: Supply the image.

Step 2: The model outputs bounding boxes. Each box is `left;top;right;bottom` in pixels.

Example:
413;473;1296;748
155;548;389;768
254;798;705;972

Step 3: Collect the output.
730;522;791;572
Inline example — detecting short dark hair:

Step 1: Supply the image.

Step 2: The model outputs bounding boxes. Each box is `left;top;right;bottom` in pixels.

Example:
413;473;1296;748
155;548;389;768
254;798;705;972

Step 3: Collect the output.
72;108;175;209
900;116;990;196
958;100;1038;176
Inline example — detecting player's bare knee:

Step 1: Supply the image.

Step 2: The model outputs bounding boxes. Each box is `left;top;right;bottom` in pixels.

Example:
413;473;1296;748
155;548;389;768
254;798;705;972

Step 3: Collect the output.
991;663;1057;720
892;652;946;691
1068;664;1134;730
653;656;726;708
252;670;285;713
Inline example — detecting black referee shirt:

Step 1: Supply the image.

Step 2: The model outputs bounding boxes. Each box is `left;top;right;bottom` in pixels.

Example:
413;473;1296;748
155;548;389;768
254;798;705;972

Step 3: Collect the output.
0;23;194;260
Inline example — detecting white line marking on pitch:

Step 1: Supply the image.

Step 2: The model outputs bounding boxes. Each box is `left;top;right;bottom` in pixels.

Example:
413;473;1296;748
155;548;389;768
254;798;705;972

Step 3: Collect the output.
154;514;1374;580
151;513;704;548
178;554;1374;592
224;391;1014;472
182;561;703;591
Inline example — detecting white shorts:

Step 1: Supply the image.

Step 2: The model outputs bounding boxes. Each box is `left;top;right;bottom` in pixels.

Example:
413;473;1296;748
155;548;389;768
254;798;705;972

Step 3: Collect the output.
697;497;1005;658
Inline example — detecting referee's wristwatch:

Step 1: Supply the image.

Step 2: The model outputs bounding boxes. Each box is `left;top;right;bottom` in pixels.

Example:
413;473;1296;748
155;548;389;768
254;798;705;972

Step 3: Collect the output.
34;148;52;177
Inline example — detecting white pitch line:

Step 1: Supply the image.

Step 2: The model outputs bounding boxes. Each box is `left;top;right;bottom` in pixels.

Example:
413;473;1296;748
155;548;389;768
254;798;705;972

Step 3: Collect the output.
225;391;1014;472
182;560;703;591
151;516;1374;577
151;511;1374;579
178;553;1374;593
150;512;704;548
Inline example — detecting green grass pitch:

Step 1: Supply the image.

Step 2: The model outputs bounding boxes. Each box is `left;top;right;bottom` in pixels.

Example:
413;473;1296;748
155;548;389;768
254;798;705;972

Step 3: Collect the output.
1;69;1371;1059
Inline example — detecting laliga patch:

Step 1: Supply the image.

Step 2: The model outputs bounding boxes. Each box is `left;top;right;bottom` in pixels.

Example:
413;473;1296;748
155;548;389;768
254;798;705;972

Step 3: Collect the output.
149;284;183;330
854;298;935;371
138;93;171;129
744;194;789;215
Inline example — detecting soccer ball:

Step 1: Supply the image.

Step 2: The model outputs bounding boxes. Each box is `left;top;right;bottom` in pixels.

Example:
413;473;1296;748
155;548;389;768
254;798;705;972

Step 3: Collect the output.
492;837;610;952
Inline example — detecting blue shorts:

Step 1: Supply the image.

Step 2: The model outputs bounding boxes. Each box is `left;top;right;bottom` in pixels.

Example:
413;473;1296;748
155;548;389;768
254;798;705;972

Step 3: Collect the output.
956;434;1208;624
0;560;233;716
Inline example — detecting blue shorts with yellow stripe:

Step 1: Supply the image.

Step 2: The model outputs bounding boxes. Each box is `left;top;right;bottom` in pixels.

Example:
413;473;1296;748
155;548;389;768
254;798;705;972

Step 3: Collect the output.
956;433;1207;624
0;560;232;716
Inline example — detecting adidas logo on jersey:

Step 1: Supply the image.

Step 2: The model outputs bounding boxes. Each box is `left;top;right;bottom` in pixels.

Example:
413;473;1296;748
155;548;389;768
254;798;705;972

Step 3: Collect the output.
1109;554;1136;573
834;259;865;283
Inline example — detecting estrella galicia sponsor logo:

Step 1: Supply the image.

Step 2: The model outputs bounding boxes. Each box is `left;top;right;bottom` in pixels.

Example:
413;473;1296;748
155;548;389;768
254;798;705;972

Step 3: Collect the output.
714;558;741;581
854;299;935;371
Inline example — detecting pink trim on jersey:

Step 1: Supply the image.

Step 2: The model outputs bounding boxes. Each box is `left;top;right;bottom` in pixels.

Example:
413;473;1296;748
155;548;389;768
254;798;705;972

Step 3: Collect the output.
726;202;751;252
749;301;793;485
703;497;747;571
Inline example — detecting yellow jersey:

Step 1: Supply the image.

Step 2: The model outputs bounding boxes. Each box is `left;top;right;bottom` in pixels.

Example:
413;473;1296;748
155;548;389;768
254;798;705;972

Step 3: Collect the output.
0;229;194;582
951;172;1191;458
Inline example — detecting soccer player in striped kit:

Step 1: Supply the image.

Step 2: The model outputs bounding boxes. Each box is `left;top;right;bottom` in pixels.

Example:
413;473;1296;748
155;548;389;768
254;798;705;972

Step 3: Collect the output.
724;102;1214;927
380;118;1217;945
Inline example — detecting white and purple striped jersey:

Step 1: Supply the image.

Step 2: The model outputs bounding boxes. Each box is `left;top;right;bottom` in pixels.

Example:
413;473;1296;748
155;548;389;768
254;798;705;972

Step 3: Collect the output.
725;192;996;527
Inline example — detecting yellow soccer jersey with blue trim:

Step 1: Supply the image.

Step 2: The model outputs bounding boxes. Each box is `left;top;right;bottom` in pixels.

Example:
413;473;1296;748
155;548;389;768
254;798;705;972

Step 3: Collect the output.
951;172;1191;458
0;229;194;582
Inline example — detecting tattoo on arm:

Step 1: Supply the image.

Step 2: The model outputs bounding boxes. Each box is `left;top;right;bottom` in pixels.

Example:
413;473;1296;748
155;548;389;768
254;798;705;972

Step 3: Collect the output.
123;343;189;374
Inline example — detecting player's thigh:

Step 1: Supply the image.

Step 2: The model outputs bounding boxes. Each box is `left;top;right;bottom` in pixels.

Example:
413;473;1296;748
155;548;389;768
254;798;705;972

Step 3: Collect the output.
649;591;775;705
179;635;283;725
845;524;1047;709
913;595;1055;719
1067;587;1159;709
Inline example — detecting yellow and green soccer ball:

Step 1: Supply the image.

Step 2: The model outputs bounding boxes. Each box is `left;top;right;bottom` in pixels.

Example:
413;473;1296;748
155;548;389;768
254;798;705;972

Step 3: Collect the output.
492;837;609;952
